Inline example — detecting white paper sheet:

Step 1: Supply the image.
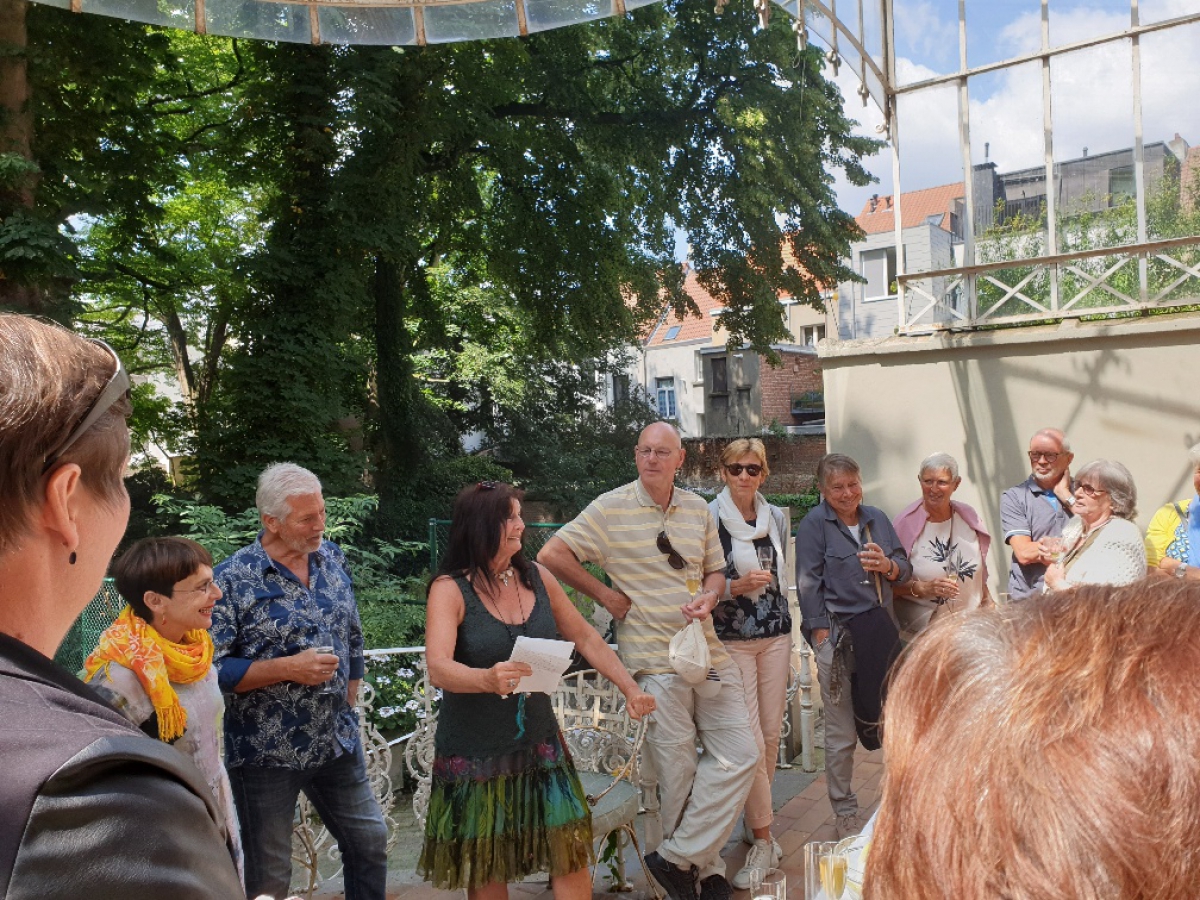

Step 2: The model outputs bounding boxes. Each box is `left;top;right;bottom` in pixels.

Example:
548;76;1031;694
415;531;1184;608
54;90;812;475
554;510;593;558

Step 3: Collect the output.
508;636;575;694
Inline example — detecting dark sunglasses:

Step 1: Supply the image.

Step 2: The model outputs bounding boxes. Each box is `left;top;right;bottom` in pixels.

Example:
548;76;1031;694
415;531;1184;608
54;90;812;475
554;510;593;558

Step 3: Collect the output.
657;531;685;570
477;481;499;490
42;339;130;474
725;463;763;477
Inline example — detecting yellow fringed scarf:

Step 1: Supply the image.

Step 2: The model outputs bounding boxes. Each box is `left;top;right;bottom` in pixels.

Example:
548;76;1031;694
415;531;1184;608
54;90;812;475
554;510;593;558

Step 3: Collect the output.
83;605;214;742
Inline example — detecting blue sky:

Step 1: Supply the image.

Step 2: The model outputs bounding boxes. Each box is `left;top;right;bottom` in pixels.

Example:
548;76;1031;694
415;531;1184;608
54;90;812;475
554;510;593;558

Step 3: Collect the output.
817;0;1200;214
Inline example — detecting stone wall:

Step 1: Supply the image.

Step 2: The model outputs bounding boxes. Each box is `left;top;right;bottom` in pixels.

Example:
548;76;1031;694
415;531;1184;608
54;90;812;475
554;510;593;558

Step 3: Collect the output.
679;434;826;494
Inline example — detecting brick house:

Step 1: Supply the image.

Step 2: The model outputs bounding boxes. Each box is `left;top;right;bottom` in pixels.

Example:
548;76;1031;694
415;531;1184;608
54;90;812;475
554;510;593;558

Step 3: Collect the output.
608;264;827;438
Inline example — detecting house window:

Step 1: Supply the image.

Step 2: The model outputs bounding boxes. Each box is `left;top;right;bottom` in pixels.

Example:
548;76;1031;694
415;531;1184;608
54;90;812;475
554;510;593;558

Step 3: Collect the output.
802;325;826;347
862;247;897;300
1109;165;1135;204
612;373;629;404
663;325;682;341
655;377;677;419
711;357;728;393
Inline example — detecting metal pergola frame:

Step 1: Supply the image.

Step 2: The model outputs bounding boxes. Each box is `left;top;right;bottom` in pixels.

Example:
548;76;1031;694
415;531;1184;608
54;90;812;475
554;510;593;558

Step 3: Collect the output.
789;0;1200;335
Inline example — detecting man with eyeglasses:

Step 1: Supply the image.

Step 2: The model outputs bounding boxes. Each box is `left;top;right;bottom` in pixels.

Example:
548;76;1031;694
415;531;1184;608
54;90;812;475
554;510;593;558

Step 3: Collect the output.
1000;428;1077;600
539;423;757;900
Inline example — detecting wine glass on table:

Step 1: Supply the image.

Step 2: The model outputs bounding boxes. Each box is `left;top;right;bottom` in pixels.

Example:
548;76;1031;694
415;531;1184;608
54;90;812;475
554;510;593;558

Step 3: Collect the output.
751;867;786;900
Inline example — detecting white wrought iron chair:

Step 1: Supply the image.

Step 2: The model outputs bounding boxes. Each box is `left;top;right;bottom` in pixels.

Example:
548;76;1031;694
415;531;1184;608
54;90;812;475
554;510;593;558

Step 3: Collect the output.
553;670;663;899
291;679;399;898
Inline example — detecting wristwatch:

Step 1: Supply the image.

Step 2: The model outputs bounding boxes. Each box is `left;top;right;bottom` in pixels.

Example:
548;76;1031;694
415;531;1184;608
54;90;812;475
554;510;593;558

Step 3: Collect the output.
1062;495;1075;508
1177;563;1189;580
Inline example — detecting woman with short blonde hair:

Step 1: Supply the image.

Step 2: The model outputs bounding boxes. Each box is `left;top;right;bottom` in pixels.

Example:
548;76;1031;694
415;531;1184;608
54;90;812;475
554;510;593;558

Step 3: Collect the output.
708;437;793;884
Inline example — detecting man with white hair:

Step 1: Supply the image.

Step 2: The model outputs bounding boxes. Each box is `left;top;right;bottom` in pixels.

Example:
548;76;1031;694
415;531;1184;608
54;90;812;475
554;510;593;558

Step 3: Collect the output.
213;463;387;900
1000;428;1077;600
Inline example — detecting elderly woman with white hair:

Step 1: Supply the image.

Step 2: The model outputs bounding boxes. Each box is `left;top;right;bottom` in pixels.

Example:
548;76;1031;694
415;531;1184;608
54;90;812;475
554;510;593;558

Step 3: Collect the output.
1044;459;1147;591
1144;442;1200;583
891;452;992;640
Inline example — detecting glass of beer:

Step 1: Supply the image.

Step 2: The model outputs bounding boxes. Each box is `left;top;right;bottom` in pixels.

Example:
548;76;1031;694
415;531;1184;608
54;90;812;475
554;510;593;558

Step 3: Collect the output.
804;841;844;899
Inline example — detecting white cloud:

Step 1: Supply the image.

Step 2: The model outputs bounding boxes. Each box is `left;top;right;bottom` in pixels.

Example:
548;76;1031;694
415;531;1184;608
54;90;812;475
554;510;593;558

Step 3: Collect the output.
830;0;1200;214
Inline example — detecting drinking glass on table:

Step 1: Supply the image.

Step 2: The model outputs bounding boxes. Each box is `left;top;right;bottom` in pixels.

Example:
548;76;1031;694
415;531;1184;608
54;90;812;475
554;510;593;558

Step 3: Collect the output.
804;841;845;900
750;867;786;900
685;561;703;600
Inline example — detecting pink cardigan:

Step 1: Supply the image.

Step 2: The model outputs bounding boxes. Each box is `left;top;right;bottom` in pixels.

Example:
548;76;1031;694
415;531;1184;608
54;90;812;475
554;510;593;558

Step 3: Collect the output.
893;498;992;584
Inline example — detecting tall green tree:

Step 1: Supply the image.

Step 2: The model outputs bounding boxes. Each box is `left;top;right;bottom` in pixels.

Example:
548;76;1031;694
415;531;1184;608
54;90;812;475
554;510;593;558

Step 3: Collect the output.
196;0;879;525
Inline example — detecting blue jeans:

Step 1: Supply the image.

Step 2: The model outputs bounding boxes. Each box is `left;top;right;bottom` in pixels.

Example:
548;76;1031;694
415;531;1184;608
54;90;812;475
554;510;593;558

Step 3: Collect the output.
229;746;388;900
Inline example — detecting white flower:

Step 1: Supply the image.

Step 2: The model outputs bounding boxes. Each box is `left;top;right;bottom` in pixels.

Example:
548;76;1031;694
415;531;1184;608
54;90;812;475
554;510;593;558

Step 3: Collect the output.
404;699;419;711
398;667;415;678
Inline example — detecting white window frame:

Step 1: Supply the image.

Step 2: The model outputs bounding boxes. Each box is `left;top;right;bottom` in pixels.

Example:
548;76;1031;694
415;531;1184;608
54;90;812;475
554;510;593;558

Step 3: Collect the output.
655;377;677;420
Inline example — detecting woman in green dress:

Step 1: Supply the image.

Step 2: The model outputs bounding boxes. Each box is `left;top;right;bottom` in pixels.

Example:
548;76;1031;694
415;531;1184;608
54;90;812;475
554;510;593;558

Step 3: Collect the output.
419;481;655;900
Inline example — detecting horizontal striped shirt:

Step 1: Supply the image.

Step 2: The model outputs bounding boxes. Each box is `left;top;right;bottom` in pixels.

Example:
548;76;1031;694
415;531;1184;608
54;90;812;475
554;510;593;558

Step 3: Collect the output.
556;479;727;676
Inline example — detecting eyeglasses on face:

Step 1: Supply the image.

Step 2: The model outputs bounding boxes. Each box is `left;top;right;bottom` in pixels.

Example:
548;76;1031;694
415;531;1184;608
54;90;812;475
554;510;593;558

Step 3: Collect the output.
636;447;677;460
1075;483;1108;498
42;339;131;474
1028;450;1062;463
725;463;763;477
657;531;685;569
172;579;216;597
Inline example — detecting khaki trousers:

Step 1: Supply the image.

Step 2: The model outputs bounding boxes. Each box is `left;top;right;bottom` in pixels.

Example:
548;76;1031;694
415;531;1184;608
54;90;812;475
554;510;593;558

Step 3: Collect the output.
724;633;793;830
638;659;758;877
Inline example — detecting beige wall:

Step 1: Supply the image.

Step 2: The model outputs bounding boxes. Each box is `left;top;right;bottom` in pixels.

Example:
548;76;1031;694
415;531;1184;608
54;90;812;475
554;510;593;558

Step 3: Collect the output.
820;312;1200;595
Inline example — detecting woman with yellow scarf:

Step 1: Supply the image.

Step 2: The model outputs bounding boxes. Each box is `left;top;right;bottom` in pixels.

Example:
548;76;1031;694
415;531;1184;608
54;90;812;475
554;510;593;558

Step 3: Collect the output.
84;536;243;880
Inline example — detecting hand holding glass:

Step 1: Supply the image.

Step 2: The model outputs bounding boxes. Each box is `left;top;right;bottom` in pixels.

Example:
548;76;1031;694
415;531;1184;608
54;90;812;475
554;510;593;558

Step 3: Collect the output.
1041;535;1064;563
685;561;703;599
757;545;776;588
310;629;339;695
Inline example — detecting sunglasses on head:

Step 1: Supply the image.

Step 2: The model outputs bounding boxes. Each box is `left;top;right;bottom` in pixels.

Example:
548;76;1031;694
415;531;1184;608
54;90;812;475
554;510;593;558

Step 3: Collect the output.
477;481;499;490
657;531;685;570
725;463;763;477
42;339;131;474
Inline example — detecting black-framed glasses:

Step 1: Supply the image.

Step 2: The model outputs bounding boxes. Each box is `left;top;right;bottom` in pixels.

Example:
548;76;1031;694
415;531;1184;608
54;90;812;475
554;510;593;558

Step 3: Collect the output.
657;531;685;570
1028;450;1061;463
725;463;763;477
42;339;130;474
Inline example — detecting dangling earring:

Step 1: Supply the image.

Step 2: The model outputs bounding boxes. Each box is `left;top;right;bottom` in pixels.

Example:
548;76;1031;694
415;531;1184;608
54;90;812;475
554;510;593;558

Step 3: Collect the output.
69;551;77;565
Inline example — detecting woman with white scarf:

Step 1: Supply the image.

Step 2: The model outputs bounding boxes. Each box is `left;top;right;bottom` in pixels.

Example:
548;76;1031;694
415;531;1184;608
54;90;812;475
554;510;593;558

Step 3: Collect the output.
707;438;791;888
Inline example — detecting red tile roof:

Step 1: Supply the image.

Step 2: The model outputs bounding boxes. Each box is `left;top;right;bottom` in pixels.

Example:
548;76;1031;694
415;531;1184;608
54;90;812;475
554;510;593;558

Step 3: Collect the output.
646;268;724;347
855;182;964;235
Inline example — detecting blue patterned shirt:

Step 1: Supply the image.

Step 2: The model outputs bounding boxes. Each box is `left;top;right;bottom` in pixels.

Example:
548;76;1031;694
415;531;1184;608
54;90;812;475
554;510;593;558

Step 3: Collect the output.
212;536;365;770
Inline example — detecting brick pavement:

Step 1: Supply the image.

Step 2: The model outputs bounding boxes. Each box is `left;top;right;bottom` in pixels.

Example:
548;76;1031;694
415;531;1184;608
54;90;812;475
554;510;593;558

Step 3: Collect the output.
314;745;883;900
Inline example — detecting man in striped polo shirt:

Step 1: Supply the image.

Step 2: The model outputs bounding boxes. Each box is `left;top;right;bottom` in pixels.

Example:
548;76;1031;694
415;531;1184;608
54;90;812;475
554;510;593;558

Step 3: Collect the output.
540;422;757;900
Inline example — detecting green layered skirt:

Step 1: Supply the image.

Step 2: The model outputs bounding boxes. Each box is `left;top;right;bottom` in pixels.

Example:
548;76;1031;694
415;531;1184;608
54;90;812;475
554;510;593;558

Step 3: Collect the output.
418;733;595;890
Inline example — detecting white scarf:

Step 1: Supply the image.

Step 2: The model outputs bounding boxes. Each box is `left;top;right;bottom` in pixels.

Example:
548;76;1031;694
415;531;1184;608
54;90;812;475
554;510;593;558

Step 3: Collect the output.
715;487;786;600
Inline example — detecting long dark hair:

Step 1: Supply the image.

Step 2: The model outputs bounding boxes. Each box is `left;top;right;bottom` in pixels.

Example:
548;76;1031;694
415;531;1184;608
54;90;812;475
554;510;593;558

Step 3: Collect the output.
430;481;533;596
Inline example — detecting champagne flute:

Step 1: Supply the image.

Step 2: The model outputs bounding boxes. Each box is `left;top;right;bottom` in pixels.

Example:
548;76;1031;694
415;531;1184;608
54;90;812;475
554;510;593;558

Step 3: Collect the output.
685;561;702;600
757;545;776;589
310;628;338;695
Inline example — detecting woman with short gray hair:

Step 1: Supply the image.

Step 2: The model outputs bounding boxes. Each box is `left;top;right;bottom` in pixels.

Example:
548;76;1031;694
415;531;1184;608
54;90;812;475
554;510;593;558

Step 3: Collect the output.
1044;459;1146;591
891;452;992;640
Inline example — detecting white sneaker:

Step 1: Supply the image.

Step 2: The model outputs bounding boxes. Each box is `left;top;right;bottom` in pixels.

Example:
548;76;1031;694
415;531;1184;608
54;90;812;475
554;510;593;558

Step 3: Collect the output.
742;821;782;860
731;839;780;890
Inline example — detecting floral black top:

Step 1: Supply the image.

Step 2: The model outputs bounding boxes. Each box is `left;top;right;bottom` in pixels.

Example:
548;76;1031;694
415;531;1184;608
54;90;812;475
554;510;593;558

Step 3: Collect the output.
712;520;792;641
